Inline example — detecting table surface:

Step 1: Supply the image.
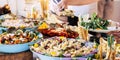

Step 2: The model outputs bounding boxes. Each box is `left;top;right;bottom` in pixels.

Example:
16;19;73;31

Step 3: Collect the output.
0;50;33;60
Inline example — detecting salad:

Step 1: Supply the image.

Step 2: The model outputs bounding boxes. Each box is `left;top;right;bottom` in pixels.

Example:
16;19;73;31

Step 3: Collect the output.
31;37;97;57
80;13;109;30
0;30;39;44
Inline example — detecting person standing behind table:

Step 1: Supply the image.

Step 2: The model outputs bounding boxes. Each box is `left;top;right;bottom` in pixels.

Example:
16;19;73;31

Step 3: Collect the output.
50;0;99;15
57;0;99;10
98;0;114;20
49;0;99;26
57;0;113;20
98;0;120;26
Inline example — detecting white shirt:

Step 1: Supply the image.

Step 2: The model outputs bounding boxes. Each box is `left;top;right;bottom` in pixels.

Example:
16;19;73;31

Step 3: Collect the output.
49;0;97;16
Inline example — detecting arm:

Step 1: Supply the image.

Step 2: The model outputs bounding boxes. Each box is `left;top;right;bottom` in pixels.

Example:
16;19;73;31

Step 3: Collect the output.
58;0;99;10
67;0;99;5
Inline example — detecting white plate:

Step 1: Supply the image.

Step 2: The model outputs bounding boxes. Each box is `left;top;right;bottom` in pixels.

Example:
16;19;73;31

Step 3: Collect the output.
89;26;120;33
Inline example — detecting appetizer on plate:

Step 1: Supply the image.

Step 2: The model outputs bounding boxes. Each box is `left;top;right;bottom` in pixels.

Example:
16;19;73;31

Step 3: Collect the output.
79;13;119;33
80;13;109;30
38;22;79;38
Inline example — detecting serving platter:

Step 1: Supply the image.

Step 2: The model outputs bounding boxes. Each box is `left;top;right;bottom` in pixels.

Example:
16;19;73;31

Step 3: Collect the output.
89;26;120;33
79;13;120;33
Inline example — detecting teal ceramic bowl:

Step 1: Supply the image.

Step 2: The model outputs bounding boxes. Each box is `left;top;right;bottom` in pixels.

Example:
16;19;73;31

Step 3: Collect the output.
31;49;95;60
0;41;36;53
0;32;43;53
0;27;7;34
30;42;97;60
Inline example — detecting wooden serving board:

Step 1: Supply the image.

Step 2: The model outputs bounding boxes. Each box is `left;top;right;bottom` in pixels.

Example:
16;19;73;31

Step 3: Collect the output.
0;50;33;60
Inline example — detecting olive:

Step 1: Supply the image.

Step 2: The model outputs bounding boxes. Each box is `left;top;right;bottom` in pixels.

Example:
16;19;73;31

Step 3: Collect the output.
81;43;85;46
1;37;6;44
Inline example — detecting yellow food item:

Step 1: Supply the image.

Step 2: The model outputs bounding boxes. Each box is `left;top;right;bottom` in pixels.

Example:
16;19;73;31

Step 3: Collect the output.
116;44;120;53
35;36;38;39
34;43;39;48
93;45;97;48
38;22;48;29
94;54;100;59
79;27;88;41
59;36;65;40
116;44;120;47
96;28;102;30
20;25;25;29
5;41;9;44
14;40;20;44
50;51;57;56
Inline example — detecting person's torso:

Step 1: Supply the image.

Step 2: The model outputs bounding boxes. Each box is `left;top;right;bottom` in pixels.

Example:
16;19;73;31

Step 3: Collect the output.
50;0;97;16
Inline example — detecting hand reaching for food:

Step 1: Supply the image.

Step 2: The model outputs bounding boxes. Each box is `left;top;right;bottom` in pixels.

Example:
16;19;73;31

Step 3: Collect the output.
58;0;68;11
0;4;11;15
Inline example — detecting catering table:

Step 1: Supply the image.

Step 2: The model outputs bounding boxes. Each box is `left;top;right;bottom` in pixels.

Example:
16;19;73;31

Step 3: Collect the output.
0;50;33;60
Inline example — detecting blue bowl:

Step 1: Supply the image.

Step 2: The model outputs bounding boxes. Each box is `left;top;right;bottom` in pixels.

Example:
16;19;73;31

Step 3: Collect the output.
31;51;87;60
30;48;96;60
0;27;7;34
0;41;35;53
0;33;43;53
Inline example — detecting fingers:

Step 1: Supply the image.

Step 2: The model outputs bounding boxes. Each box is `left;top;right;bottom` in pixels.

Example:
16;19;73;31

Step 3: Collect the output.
58;1;64;11
116;22;120;27
58;0;67;11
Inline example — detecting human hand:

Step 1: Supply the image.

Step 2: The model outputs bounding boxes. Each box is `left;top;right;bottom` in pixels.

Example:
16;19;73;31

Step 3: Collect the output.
116;22;120;27
58;0;68;11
